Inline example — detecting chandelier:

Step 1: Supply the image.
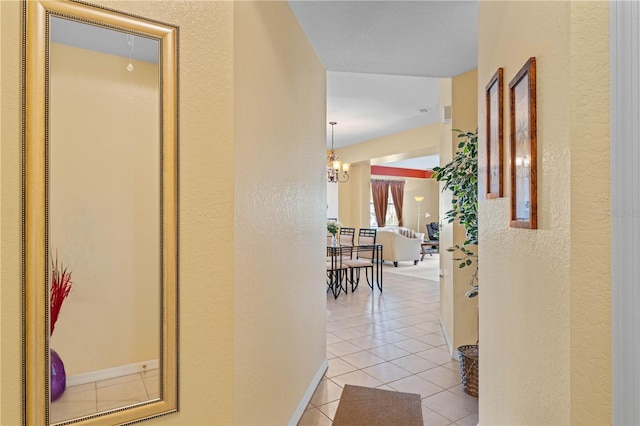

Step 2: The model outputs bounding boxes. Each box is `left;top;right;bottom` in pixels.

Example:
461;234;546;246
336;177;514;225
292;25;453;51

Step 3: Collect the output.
327;121;350;183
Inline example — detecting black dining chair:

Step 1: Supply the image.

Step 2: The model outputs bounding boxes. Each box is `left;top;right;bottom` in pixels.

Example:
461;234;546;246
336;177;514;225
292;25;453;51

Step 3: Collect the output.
339;227;355;247
326;245;350;299
343;228;377;292
338;227;355;262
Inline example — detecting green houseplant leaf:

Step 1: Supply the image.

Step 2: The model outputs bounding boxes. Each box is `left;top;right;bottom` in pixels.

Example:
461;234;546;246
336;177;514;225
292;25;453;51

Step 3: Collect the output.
432;129;478;298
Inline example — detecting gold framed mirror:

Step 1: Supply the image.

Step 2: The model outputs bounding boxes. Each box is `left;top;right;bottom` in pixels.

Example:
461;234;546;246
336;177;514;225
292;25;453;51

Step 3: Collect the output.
23;1;178;424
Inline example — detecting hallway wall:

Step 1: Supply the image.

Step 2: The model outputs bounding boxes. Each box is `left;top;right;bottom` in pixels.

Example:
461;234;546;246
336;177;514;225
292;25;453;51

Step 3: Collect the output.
478;1;610;424
438;69;479;354
0;2;21;422
233;2;327;424
337;163;370;229
1;1;326;424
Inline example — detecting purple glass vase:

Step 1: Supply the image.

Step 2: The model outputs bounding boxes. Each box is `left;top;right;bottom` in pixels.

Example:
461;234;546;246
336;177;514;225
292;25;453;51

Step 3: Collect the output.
50;349;66;402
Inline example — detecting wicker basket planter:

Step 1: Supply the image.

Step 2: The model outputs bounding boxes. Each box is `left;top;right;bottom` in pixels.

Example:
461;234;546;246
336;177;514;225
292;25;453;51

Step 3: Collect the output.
457;344;478;397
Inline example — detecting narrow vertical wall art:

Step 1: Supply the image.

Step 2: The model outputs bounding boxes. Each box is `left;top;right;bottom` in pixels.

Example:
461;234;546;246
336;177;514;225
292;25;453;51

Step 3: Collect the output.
486;67;504;198
509;57;537;229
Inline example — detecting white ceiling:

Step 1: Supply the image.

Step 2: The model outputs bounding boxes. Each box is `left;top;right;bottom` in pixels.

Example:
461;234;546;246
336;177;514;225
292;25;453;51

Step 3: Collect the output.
51;16;159;63
326;71;441;148
288;1;478;78
288;0;478;170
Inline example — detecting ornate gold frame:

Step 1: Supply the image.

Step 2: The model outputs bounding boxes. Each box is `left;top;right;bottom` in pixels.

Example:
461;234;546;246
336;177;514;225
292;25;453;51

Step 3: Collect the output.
23;1;179;424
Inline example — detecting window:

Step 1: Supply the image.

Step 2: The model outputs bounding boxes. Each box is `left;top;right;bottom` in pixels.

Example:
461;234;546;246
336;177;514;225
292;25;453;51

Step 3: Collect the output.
369;187;399;227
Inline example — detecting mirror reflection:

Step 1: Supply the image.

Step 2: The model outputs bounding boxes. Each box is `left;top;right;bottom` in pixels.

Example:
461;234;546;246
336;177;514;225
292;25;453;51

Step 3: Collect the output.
48;16;161;424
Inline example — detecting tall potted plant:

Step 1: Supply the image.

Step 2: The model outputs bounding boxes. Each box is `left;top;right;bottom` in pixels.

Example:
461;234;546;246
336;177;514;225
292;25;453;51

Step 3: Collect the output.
432;129;479;397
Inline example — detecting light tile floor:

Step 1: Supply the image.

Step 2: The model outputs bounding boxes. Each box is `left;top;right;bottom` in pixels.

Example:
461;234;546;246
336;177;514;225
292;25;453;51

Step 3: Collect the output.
299;257;478;425
50;368;159;424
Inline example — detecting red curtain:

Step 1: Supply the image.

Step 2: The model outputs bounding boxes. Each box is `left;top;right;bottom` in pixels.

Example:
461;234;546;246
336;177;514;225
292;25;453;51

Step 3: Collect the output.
389;180;405;227
371;180;389;227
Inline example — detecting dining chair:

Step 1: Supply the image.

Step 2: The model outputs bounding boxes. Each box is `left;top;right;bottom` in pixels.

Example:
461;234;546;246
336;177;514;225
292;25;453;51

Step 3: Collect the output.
327;245;350;299
338;227;355;261
339;227;355;247
343;228;377;292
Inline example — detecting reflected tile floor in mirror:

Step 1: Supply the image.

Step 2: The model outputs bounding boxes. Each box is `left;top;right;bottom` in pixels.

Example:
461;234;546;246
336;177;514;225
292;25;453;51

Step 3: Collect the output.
299;255;479;426
50;369;158;423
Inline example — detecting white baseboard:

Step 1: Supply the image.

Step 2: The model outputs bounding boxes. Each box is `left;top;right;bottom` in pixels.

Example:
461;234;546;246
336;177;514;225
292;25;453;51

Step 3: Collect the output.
66;359;159;387
439;316;456;360
288;358;328;426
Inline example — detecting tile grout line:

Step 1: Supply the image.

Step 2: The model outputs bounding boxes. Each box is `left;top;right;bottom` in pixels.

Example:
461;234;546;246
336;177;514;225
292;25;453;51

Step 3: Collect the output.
301;262;477;425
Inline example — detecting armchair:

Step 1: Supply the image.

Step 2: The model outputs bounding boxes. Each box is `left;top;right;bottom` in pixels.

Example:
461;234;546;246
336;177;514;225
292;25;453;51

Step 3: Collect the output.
426;222;439;241
422;222;440;259
376;229;423;267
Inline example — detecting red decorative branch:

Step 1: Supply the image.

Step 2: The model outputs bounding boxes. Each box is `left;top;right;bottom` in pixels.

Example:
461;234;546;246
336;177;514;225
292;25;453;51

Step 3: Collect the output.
50;255;72;336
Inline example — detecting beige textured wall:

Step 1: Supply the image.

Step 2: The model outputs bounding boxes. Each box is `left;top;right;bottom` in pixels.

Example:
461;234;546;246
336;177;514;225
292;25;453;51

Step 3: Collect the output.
0;1;326;425
2;1;327;424
104;3;238;423
1;1;23;424
338;163;370;229
437;79;454;345
338;124;440;165
337;124;442;231
401;178;439;233
478;1;610;424
2;1;326;424
0;0;2;411
49;43;160;376
438;69;478;355
233;2;326;424
568;2;611;423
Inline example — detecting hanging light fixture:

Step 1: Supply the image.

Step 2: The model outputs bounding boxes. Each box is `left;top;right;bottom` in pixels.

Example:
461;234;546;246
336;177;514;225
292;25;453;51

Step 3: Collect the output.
126;34;135;72
327;121;350;183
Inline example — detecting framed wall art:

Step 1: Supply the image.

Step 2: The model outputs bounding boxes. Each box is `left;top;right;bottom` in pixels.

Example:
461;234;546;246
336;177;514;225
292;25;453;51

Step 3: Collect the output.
509;57;537;229
486;67;504;198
